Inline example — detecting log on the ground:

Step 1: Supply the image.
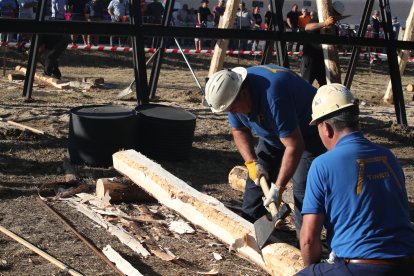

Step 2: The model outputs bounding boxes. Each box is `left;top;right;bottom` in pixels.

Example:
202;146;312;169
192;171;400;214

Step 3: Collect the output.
228;165;247;192
113;150;303;276
407;84;414;92
316;0;342;83
383;1;414;104
7;73;25;81
96;178;153;203
102;245;143;276
15;65;70;89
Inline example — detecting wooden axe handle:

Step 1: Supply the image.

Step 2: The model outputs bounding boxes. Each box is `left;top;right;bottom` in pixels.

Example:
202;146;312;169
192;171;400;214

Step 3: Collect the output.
259;177;278;217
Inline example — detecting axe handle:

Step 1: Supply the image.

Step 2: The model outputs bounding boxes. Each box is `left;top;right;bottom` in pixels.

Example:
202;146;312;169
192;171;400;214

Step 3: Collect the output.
259;177;278;217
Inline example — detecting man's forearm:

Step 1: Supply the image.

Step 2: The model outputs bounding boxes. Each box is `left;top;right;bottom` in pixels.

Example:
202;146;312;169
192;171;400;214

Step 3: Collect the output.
301;239;322;266
232;128;256;162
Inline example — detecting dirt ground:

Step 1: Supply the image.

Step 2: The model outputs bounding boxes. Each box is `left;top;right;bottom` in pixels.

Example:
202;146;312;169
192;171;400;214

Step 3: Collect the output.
0;47;413;276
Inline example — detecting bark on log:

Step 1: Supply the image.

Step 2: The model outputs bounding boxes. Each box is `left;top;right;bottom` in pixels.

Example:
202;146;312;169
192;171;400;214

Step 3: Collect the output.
96;178;152;203
208;0;240;78
15;66;70;89
316;0;342;83
113;150;303;276
383;2;414;104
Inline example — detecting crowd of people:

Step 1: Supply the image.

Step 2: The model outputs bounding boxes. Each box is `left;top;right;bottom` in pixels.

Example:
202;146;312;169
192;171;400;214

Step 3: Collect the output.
0;0;404;50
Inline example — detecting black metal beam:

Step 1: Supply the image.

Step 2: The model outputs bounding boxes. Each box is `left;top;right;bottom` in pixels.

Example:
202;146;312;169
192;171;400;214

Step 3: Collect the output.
379;0;407;125
344;0;375;89
130;0;149;104
148;0;175;100
0;21;408;48
2;19;414;50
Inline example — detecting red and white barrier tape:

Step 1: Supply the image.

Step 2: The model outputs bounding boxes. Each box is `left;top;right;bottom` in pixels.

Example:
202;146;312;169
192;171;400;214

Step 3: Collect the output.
2;41;413;61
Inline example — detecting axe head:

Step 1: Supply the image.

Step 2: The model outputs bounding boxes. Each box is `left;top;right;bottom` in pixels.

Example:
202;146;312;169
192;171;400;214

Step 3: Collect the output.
254;203;291;249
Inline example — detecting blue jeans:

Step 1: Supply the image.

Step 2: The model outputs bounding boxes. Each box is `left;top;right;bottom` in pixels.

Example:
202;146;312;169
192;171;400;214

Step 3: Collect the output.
242;136;324;239
296;258;414;275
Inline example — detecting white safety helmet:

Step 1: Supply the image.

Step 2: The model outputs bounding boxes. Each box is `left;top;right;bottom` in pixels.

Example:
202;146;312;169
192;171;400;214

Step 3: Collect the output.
332;1;345;15
310;83;358;125
204;67;247;113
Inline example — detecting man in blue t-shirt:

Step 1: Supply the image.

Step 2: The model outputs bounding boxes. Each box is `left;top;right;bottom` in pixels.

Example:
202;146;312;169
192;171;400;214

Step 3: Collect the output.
298;84;414;275
205;65;325;239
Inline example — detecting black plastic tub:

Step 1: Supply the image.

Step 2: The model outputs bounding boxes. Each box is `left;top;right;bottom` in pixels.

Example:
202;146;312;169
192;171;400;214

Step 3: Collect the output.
135;104;196;161
68;105;138;167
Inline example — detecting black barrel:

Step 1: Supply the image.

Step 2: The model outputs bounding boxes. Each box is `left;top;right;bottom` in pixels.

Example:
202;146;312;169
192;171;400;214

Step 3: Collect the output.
68;105;138;167
135;104;196;161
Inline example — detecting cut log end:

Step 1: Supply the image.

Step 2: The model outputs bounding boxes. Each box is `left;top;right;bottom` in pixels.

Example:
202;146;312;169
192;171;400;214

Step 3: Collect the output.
96;178;153;203
228;166;247;192
406;84;414;92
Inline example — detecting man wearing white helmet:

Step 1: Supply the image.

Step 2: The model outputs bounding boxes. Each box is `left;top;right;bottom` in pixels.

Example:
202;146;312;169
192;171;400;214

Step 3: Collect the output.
205;64;326;240
301;1;343;86
298;84;414;275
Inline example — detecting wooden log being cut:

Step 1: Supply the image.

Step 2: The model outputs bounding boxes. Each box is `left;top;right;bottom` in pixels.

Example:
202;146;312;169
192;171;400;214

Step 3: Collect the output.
383;1;414;104
15;66;70;89
113;150;303;276
316;0;342;83
96;178;153;203
228;166;247;192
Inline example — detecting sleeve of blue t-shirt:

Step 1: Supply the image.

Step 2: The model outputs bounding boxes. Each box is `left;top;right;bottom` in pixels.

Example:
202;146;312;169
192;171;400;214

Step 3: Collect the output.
228;112;244;128
302;161;326;214
269;74;299;138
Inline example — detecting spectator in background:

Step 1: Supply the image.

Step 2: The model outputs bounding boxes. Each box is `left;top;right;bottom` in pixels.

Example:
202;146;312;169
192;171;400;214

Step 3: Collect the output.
195;0;213;51
392;16;401;40
51;0;66;19
0;0;18;42
286;3;299;52
66;0;88;45
107;0;129;46
146;0;164;24
85;0;105;45
298;7;310;32
264;3;272;30
176;4;194;27
16;0;37;49
251;5;262;51
212;0;225;28
234;1;254;50
301;6;342;87
369;10;381;54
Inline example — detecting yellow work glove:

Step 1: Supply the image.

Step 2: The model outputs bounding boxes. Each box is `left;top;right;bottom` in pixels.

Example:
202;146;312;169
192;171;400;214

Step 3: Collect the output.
324;16;336;28
245;160;268;185
263;183;286;209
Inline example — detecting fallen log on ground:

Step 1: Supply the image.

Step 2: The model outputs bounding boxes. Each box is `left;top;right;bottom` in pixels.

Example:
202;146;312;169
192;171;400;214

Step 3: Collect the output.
96;178;152;203
113;150;304;276
0;117;45;135
15;65;70;89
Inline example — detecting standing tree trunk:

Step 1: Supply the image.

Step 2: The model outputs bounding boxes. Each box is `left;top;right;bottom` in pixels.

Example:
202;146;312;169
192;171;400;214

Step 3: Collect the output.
316;0;342;83
383;1;414;104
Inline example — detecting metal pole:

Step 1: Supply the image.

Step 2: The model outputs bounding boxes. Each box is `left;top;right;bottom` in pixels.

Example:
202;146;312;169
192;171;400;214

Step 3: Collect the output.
130;0;149;104
22;0;48;99
344;0;375;89
379;0;407;125
174;38;204;94
148;0;175;100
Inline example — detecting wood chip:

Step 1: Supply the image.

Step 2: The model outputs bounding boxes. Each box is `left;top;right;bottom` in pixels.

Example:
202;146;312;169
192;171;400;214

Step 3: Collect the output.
102;245;143;276
168;220;195;234
212;252;222;261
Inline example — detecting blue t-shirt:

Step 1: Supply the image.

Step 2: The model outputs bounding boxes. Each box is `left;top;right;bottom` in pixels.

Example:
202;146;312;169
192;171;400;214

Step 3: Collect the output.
228;64;318;149
303;131;414;259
